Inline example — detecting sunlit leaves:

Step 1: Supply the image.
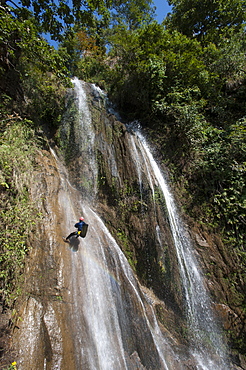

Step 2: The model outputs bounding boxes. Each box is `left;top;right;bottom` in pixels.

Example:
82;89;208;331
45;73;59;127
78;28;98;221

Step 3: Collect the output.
76;31;101;55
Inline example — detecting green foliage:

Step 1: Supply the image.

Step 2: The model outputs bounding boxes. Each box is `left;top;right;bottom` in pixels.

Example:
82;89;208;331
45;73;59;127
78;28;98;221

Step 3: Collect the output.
165;0;245;43
3;0;155;42
191;120;246;248
0;7;71;111
105;23;211;145
109;0;155;30
22;70;68;129
156;87;207;155
8;0;110;41
76;55;110;86
69;31;110;84
0;8;70;78
0;118;40;307
0;7;66;306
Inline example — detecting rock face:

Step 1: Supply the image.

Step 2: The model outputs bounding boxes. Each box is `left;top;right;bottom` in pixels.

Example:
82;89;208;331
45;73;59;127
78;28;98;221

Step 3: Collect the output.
11;80;245;369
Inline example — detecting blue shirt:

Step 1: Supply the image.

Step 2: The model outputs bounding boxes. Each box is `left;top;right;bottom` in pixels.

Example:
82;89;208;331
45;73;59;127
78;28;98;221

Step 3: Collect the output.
75;221;85;231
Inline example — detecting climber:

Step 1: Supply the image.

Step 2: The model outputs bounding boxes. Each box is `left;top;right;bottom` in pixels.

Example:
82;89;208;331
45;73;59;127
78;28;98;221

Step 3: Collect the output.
63;217;88;242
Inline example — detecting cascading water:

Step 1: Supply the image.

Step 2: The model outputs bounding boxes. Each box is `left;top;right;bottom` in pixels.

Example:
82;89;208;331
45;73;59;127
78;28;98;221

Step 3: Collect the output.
56;178;183;370
70;205;182;370
128;125;156;202
71;77;98;196
59;80;184;369
68;81;230;369
129;129;230;370
17;78;234;370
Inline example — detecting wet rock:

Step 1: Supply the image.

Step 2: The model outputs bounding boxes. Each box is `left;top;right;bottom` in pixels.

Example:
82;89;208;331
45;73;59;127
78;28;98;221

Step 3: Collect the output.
128;351;147;369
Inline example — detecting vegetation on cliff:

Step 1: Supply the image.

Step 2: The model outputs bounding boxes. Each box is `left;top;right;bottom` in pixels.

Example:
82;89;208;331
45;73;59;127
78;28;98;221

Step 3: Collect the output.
0;115;38;307
0;0;245;358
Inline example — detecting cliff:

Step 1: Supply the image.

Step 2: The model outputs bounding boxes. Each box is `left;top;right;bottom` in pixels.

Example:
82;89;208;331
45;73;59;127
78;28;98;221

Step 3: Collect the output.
1;80;245;369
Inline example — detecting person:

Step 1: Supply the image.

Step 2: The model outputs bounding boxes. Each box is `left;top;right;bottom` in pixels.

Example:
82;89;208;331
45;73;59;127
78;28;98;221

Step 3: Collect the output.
65;217;86;241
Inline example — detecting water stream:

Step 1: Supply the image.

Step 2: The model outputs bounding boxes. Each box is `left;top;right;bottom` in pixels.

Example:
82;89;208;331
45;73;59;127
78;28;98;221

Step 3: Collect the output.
131;130;230;370
72;77;98;196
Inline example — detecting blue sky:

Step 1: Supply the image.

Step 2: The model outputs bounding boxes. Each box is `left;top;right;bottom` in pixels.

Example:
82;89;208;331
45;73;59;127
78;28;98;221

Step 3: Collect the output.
153;0;172;23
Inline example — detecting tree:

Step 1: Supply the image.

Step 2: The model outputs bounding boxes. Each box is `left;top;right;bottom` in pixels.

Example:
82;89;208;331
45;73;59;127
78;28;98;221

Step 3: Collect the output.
0;7;70;100
165;0;246;43
110;0;154;30
1;0;109;41
1;0;154;42
107;23;210;120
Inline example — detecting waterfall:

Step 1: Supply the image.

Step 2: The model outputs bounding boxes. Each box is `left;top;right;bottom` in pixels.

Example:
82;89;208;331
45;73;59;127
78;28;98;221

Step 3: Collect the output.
67;81;230;369
132;130;230;370
59;80;184;370
17;79;234;370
